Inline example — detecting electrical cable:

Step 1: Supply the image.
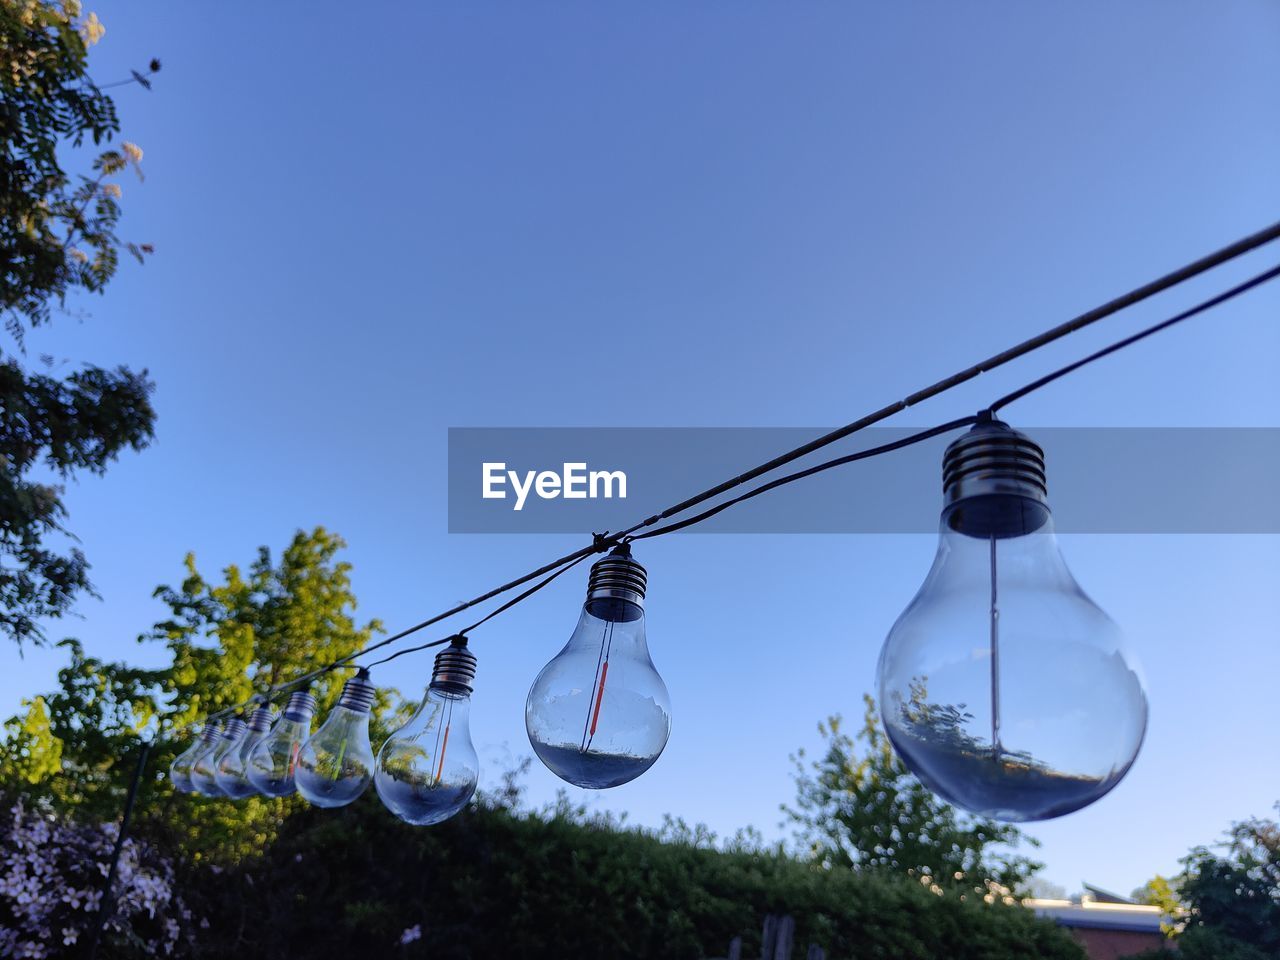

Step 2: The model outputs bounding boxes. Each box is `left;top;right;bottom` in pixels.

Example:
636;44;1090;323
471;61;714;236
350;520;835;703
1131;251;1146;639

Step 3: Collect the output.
628;257;1280;540
361;552;597;671
178;220;1280;734
989;262;1280;413
626;416;982;540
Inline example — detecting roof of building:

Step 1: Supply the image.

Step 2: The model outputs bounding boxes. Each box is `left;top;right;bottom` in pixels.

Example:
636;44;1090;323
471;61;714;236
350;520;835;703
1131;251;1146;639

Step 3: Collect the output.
1025;895;1166;935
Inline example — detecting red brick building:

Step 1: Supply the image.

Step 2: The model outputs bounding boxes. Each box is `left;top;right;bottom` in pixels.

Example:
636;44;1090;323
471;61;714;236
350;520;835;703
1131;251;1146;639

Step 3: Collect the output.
1026;885;1172;960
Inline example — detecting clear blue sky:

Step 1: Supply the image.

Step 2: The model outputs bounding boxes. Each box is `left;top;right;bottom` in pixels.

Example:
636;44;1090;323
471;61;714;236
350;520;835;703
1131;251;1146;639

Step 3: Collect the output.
8;2;1280;896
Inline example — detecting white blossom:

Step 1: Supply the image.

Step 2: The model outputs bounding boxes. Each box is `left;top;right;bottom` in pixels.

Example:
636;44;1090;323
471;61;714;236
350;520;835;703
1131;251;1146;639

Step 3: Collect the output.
0;801;196;956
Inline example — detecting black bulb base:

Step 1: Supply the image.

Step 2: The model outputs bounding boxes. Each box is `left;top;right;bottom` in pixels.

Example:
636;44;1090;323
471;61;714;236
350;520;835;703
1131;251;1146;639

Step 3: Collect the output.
942;420;1051;538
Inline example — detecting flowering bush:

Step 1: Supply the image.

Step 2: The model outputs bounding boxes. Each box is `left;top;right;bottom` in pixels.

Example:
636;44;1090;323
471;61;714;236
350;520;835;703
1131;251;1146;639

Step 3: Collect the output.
0;800;194;958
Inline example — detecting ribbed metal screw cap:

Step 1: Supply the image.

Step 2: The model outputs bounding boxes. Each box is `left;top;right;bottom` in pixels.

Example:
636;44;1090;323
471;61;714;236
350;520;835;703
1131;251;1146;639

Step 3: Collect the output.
430;637;478;694
337;670;377;714
587;544;648;606
248;705;275;733
942;418;1051;538
222;718;248;740
282;690;317;722
200;722;222;744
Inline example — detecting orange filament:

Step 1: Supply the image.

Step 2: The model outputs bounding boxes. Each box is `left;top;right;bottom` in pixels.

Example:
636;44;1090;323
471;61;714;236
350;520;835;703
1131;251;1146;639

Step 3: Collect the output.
589;660;609;738
434;724;450;785
287;742;300;778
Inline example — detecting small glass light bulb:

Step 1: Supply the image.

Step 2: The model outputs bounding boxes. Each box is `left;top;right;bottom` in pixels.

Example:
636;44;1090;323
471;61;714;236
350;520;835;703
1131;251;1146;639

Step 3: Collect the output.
295;671;377;808
190;719;245;797
376;638;480;826
247;690;317;797
526;544;671;789
877;418;1148;822
169;725;216;794
215;704;274;798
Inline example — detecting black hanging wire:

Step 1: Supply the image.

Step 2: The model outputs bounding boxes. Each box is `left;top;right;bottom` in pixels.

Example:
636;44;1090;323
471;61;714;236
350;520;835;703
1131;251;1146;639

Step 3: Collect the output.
84;740;151;960
180;219;1280;733
626;416;982;541
988;262;1280;413
196;544;615;723
631;257;1280;538
360;550;598;671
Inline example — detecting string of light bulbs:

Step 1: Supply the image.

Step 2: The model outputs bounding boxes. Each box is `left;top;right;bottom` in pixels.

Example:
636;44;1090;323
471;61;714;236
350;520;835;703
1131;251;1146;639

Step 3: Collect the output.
166;221;1280;830
187;222;1280;730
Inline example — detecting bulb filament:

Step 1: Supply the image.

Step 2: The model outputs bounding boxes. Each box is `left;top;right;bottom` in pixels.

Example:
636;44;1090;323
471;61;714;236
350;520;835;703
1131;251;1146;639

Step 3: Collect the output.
589;661;609;738
580;619;615;754
435;724;451;785
432;697;454;786
989;534;1004;762
331;739;347;781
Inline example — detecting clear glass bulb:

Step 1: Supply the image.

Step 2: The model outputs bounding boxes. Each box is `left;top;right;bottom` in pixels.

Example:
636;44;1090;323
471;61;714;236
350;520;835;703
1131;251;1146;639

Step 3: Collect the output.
877;421;1147;822
190;719;245;797
215;705;274;799
169;726;216;794
526;546;671;789
247;691;316;798
376;640;479;825
295;672;376;808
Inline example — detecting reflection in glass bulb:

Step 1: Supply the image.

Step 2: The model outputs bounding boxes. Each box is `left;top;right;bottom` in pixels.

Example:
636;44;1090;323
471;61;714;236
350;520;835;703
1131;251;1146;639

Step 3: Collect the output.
247;690;317;798
190;720;245;797
376;639;479;826
526;546;670;789
215;705;274;799
169;725;216;794
295;672;376;808
877;420;1147;822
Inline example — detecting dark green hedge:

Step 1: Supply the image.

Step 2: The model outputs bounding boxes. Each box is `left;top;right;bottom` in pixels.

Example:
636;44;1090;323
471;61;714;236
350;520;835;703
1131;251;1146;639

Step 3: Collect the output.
190;795;1082;960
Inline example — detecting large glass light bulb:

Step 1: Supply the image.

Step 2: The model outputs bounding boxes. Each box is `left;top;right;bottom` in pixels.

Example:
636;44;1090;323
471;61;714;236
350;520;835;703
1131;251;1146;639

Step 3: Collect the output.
247;690;317;798
190;719;245;797
295;671;376;808
526;545;671;789
877;418;1147;822
375;638;480;825
215;704;274;798
169;725;217;794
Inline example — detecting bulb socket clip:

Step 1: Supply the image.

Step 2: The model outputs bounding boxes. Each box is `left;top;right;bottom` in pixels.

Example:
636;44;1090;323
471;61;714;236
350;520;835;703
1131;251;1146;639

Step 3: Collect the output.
942;418;1051;538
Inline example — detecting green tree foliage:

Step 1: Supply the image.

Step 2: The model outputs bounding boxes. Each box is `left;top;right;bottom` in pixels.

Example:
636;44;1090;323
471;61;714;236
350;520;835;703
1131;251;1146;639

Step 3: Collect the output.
0;695;62;783
784;695;1043;896
1175;809;1280;958
1;0;159;647
191;792;1084;960
1131;874;1181;916
0;527;383;859
1125;809;1280;960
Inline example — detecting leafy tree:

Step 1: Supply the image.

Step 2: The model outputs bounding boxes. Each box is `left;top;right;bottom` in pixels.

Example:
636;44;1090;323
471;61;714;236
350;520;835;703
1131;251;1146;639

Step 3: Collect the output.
1;0;160;647
1125;809;1280;960
784;695;1043;897
0;695;63;784
0;527;384;859
1175;809;1280;958
1131;874;1181;915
